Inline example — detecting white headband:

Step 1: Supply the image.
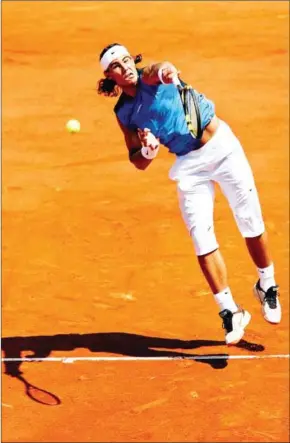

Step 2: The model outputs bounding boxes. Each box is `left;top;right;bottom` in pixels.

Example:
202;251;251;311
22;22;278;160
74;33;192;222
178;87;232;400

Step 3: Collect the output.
100;45;130;71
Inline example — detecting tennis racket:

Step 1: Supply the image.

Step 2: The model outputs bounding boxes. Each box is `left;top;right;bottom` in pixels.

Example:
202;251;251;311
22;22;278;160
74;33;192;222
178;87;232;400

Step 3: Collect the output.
173;77;202;139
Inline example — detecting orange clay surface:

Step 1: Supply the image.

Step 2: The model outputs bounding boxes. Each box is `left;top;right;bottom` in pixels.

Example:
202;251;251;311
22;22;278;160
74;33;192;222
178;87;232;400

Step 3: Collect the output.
2;2;289;442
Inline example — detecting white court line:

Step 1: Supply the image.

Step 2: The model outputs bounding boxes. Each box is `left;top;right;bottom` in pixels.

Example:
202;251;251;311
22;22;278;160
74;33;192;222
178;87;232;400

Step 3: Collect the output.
1;354;289;363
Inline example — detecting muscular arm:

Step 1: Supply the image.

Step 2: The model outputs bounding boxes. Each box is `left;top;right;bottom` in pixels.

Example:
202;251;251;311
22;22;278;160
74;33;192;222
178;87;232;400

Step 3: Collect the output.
116;118;153;171
141;61;180;85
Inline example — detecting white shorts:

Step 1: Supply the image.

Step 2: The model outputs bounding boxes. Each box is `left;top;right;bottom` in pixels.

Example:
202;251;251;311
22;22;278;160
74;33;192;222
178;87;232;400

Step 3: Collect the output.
169;120;265;256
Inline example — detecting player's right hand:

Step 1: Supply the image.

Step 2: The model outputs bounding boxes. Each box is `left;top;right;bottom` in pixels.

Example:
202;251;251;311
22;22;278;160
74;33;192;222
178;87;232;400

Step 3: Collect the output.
159;63;181;84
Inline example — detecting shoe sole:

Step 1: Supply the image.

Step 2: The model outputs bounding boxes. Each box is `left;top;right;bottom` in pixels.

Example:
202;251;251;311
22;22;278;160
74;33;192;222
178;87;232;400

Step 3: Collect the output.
253;285;281;324
226;311;251;346
226;332;245;346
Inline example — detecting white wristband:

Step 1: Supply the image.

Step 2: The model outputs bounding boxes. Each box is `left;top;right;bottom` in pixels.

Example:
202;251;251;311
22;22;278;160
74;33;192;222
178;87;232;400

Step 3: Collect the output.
157;67;166;84
141;145;159;160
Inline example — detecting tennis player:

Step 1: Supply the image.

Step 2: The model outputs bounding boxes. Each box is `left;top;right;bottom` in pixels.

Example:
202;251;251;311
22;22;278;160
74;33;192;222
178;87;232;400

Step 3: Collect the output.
97;43;282;345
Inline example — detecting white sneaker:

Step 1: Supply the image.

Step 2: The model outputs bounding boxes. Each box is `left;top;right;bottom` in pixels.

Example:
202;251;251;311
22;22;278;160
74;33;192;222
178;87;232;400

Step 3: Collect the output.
254;281;281;324
219;308;251;345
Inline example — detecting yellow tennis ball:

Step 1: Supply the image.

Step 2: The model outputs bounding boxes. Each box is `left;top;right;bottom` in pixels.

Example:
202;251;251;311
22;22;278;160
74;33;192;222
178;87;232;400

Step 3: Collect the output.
66;119;81;133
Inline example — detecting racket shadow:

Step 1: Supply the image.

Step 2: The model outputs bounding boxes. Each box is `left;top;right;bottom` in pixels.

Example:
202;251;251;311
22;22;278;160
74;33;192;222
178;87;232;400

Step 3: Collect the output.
3;360;61;406
18;374;61;406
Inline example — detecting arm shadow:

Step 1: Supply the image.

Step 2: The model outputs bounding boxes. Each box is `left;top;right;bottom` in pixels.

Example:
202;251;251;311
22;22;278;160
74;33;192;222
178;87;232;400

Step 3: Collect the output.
1;332;264;404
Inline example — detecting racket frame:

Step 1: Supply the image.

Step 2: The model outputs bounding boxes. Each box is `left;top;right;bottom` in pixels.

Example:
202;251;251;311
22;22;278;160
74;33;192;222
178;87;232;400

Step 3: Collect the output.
173;77;203;139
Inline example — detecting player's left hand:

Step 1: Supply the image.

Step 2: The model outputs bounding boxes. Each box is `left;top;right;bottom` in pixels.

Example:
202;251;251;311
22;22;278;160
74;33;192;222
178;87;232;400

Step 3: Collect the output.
138;128;159;150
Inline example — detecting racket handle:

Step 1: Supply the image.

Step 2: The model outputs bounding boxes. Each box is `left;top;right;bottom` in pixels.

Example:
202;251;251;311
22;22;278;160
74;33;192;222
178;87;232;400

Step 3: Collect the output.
172;75;181;86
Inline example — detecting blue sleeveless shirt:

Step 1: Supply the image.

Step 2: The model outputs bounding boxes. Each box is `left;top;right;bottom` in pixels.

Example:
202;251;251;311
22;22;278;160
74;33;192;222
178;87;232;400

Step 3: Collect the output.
114;71;215;156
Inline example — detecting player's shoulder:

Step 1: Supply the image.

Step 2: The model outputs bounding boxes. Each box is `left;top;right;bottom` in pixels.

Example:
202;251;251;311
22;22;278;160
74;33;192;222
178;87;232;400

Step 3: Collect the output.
114;92;128;114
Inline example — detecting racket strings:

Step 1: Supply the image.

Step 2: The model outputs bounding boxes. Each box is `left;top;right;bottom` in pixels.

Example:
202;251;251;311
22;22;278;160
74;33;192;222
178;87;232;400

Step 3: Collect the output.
183;86;199;138
188;87;201;139
177;82;202;139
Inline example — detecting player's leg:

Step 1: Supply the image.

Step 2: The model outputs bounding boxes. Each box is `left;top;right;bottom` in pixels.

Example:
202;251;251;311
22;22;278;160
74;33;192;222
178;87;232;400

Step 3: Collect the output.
176;176;251;344
216;142;281;323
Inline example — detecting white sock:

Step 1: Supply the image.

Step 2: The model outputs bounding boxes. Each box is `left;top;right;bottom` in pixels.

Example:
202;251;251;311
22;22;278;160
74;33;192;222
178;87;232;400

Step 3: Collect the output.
258;263;276;292
213;287;239;313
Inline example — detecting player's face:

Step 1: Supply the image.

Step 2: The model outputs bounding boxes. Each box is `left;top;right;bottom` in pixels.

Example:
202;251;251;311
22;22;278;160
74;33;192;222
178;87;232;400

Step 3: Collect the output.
106;55;138;86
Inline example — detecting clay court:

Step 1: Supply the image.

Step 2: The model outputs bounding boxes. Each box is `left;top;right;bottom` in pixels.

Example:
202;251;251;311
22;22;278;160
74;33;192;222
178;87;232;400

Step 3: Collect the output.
2;1;289;442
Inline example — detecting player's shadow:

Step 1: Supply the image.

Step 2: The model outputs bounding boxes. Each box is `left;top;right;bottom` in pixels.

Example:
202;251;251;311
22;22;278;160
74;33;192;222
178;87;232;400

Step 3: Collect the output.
2;332;264;405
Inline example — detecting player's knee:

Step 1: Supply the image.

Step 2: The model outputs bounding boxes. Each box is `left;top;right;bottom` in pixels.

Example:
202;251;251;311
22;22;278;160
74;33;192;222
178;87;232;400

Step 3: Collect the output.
236;213;265;237
190;223;219;256
232;186;265;237
234;200;265;237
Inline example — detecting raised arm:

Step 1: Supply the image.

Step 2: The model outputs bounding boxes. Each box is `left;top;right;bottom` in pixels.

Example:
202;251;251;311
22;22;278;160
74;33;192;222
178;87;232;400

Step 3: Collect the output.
141;61;180;85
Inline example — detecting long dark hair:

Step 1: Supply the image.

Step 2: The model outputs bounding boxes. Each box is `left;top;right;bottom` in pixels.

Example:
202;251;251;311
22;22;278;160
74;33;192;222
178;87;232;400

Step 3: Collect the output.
97;43;142;97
